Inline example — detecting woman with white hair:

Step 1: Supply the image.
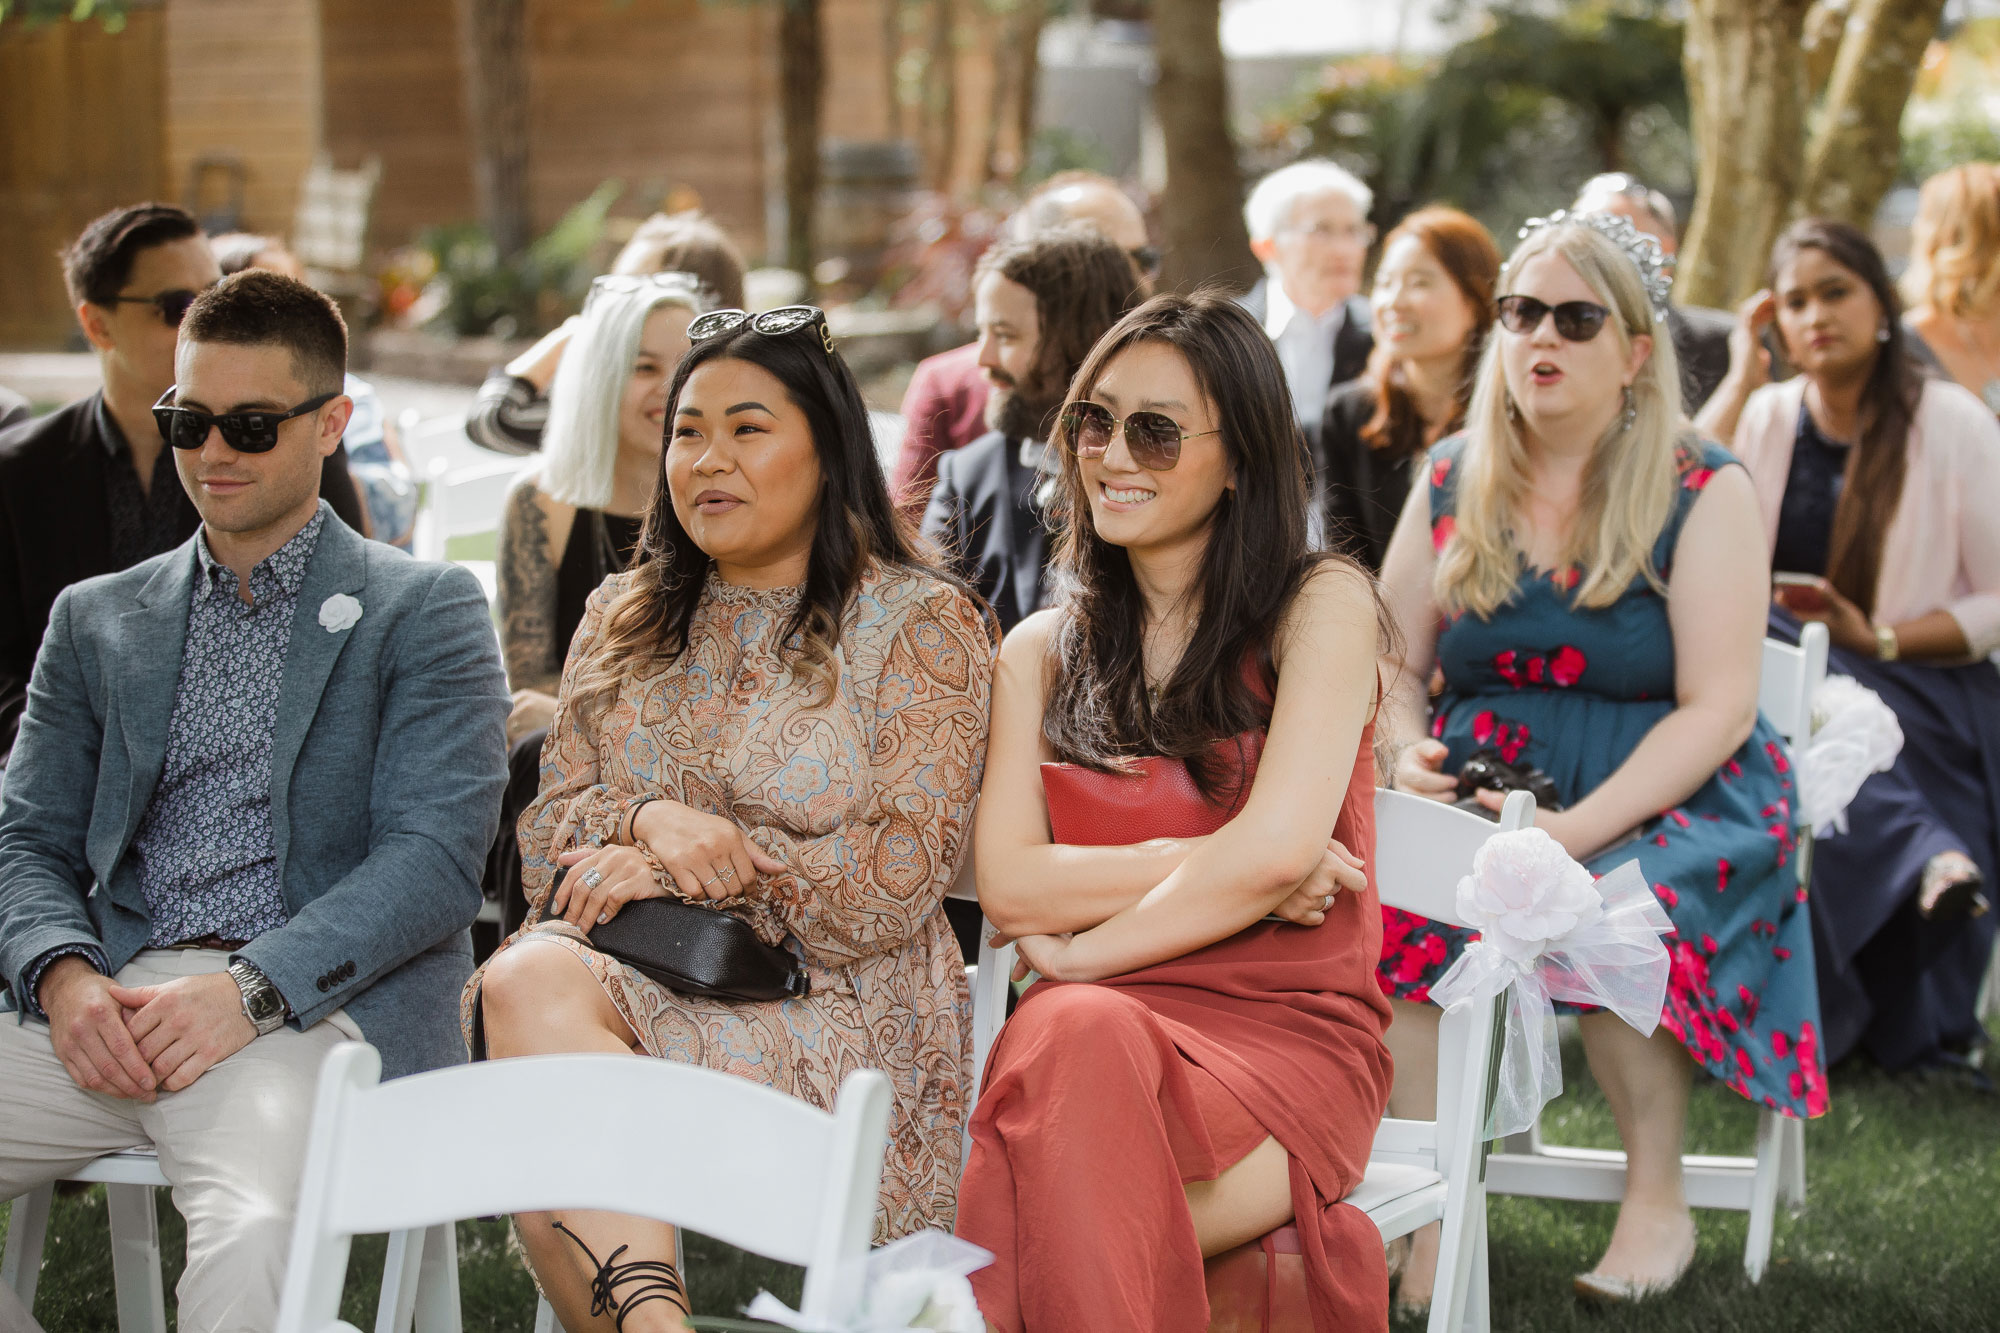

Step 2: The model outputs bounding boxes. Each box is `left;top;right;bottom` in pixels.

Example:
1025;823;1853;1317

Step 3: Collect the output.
1375;215;1825;1309
486;274;707;932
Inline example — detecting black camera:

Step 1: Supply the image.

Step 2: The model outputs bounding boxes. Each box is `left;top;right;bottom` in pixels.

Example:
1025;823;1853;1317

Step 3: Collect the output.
1453;748;1564;819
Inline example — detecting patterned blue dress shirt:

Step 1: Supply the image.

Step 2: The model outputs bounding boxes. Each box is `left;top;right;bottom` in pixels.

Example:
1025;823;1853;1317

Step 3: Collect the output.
21;510;328;1016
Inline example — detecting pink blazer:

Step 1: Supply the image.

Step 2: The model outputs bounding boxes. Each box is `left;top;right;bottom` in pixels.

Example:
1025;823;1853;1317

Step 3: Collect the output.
1732;375;2000;656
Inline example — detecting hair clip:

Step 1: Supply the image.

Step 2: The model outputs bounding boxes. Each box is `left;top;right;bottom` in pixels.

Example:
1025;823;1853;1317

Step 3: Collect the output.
1510;210;1673;324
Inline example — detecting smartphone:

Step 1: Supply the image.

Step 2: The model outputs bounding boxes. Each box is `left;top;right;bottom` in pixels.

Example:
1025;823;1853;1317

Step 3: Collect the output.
1772;572;1829;614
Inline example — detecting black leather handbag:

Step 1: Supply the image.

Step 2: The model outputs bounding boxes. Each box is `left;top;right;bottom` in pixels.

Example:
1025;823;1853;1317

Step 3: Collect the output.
556;866;811;1003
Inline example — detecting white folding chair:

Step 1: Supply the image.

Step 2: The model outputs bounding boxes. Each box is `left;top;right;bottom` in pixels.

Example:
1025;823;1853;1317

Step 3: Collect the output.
2;1148;456;1333
1484;623;1827;1281
1358;787;1532;1333
276;1044;892;1333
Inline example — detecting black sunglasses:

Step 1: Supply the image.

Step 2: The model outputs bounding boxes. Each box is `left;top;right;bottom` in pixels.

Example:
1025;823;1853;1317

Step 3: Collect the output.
1059;401;1220;472
1496;295;1611;342
105;287;208;327
153;388;339;454
686;305;834;354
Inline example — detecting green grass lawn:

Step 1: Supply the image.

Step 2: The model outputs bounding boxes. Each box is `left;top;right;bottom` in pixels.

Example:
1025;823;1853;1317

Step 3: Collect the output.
5;1035;1994;1331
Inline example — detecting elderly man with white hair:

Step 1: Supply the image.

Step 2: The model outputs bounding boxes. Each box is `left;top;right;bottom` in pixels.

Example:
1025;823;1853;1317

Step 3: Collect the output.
1240;159;1378;442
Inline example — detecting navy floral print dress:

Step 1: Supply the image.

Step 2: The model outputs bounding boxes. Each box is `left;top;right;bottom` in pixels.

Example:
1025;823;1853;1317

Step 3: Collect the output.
1380;435;1829;1120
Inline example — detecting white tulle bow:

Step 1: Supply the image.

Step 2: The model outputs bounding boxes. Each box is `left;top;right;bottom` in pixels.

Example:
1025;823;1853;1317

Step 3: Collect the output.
1428;828;1673;1138
746;1231;992;1332
1797;675;1903;836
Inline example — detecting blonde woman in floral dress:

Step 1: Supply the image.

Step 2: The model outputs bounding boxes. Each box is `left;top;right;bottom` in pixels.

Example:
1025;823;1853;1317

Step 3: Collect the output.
467;306;993;1333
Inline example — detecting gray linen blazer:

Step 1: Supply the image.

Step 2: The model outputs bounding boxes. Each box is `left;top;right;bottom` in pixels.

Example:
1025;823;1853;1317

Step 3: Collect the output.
0;505;510;1078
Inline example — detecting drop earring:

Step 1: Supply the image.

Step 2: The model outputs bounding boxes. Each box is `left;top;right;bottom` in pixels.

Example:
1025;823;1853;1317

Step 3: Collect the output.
1619;384;1637;434
1877;323;1892;344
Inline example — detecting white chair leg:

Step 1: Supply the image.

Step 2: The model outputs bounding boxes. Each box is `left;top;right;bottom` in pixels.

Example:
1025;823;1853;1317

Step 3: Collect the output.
376;1227;425;1333
1742;1109;1785;1282
103;1183;167;1333
1777;1113;1807;1209
1;1184;54;1312
412;1223;461;1333
533;1294;558;1333
1460;1205;1491;1333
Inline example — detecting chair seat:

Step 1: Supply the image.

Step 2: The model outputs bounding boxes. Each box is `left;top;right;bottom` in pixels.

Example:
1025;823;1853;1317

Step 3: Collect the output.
66;1150;169;1189
1348;1161;1446;1240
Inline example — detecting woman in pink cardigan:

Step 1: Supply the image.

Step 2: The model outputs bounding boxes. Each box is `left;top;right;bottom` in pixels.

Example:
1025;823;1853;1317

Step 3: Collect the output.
1699;218;2000;1087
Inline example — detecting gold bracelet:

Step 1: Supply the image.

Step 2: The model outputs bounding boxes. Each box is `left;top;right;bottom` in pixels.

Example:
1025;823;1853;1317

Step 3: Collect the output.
1874;623;1899;661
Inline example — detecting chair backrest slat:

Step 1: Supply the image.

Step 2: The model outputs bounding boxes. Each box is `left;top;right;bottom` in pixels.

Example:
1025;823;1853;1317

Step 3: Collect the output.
1758;624;1829;752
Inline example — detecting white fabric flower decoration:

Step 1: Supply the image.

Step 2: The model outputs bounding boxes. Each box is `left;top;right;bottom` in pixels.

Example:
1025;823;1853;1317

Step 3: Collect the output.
1799;675;1903;835
1454;827;1604;969
318;593;363;634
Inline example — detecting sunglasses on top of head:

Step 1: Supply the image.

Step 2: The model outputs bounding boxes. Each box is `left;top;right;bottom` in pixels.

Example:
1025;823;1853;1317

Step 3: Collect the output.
1496;295;1612;343
1059;401;1220;473
105;286;212;327
152;387;340;454
686;305;834;354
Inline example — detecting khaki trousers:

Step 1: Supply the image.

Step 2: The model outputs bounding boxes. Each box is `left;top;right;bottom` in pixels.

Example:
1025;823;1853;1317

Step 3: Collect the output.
0;949;362;1333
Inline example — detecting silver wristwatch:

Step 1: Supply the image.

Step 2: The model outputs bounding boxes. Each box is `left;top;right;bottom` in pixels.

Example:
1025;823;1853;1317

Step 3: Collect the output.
228;960;288;1036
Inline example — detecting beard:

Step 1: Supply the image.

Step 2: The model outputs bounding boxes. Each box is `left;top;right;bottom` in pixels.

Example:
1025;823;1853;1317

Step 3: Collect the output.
985;368;1066;443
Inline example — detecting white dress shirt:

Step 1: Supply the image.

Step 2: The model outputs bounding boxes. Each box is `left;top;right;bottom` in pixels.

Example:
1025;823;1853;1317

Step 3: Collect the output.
1263;279;1349;428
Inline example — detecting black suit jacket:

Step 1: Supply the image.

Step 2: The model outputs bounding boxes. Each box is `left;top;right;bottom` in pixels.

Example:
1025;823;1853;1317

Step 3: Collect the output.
919;430;1048;634
1238;280;1374;447
1669;303;1734;416
0;392;366;761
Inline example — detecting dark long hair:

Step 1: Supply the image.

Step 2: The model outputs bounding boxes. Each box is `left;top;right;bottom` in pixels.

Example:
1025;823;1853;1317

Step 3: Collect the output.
1359;206;1499;458
1769;218;1925;616
567;320;973;714
1041;290;1380;793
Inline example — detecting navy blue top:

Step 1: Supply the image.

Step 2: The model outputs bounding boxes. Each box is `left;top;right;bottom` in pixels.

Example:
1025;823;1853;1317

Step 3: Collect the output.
1770;404;1849;579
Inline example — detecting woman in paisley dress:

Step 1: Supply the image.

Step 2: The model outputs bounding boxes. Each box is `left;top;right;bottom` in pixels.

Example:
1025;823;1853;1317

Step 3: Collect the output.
467;307;994;1333
1377;217;1827;1310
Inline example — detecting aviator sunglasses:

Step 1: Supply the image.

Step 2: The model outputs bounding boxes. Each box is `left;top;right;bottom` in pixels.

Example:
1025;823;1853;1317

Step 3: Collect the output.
1059;400;1220;473
1496;294;1612;342
153;388;340;453
105;286;210;327
686;305;835;354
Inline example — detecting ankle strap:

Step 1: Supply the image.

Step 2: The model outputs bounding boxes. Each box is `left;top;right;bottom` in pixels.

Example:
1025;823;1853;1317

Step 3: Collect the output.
550;1220;690;1330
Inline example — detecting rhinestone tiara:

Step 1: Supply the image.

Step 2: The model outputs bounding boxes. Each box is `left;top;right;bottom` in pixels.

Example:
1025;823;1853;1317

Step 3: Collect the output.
1510;209;1673;324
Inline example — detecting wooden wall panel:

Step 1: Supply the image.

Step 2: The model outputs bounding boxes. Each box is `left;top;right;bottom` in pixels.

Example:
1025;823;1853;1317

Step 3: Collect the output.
319;0;474;251
527;0;771;260
0;9;167;349
162;0;323;240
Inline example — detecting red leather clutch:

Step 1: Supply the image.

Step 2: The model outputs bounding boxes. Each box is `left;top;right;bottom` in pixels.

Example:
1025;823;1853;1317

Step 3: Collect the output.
1040;730;1266;846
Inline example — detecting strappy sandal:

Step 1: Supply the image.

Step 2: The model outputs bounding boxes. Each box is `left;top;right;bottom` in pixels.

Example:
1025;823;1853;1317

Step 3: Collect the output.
551;1220;691;1330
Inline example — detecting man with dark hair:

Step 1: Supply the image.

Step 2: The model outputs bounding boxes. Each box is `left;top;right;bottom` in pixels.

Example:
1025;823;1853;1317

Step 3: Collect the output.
1572;172;1736;412
0;203;367;772
891;172;1156;518
922;225;1146;632
0;269;509;1331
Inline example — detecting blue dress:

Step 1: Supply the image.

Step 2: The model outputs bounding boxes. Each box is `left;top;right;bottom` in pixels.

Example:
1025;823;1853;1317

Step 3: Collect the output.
1379;435;1829;1120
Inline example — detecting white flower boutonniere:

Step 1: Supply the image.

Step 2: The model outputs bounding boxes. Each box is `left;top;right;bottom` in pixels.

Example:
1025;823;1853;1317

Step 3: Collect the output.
319;593;363;633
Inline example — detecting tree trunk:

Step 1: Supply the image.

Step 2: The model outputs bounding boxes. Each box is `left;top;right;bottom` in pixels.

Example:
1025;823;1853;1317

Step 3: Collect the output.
1676;0;1815;309
1152;0;1257;292
778;0;825;279
1796;0;1948;227
922;0;959;192
1013;0;1047;185
453;0;531;257
883;0;905;140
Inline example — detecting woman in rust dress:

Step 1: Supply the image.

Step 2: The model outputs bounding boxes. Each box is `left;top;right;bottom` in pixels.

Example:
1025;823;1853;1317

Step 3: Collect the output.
956;292;1394;1331
468;307;993;1333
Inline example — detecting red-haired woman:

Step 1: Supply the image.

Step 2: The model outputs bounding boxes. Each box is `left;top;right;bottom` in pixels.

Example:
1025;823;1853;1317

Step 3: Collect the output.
1316;206;1500;570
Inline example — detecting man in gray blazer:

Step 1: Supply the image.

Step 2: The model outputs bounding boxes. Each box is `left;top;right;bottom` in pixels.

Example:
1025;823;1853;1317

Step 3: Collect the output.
0;271;508;1331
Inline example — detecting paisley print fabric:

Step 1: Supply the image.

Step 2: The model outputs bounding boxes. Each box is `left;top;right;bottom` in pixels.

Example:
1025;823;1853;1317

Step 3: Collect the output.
1380;436;1829;1120
136;508;324;947
463;562;993;1238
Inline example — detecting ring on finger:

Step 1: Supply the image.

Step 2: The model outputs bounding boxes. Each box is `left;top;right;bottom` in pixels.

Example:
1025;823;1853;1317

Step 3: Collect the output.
1322;893;1335;911
717;866;736;882
580;867;604;889
701;873;721;888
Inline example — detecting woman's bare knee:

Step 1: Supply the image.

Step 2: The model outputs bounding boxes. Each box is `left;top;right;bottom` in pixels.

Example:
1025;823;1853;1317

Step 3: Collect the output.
1186;1136;1294;1258
480;940;635;1055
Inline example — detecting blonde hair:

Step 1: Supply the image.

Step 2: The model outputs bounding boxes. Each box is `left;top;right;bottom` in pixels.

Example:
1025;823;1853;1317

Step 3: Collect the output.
1437;221;1686;620
1902;163;2000;320
540;273;707;510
